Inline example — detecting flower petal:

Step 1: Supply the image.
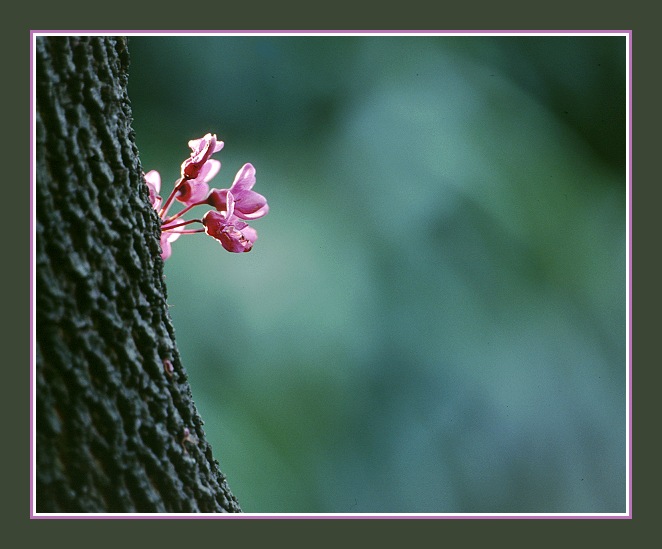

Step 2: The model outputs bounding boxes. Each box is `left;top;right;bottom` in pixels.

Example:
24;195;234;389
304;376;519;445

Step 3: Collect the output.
176;179;210;205
182;134;223;180
234;190;269;219
144;170;162;210
205;188;229;212
160;230;180;260
144;170;161;193
225;190;236;218
196;159;221;184
202;208;257;253
230;163;256;192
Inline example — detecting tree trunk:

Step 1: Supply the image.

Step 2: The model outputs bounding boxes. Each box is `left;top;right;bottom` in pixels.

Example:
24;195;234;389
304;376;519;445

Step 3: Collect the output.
35;35;241;514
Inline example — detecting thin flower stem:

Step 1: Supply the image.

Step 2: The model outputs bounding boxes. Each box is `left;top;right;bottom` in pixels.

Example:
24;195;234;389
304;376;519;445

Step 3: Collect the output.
163;200;206;224
168;228;206;234
161;218;203;231
159;178;184;219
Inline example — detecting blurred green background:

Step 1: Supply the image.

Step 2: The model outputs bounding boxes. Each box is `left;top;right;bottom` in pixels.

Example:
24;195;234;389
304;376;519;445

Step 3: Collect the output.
127;35;626;513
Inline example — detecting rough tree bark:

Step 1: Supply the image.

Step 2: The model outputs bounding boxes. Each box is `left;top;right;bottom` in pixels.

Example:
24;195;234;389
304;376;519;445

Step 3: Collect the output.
35;36;241;513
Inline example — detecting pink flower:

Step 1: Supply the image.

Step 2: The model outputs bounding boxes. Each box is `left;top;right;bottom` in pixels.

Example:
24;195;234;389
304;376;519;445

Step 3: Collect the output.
206;163;269;220
144;133;267;260
202;192;258;253
144;170;162;210
181;133;224;180
175;159;221;206
160;229;181;261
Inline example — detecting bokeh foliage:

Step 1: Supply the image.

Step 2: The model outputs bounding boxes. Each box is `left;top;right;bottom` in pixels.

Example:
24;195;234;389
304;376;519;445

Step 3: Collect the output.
128;35;626;513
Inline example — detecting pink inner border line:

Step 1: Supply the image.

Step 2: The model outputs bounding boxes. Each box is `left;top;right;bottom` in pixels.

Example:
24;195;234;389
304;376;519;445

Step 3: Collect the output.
29;29;633;520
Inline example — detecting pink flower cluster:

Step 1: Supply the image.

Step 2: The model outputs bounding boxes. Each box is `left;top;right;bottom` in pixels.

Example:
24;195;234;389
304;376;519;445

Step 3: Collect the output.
144;133;269;260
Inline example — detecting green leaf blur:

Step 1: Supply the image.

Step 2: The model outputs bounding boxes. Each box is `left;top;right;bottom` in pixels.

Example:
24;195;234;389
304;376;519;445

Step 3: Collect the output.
128;35;626;513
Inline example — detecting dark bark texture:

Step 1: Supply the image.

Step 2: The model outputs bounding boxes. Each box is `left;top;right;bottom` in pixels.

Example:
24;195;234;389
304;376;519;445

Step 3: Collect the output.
35;36;241;513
